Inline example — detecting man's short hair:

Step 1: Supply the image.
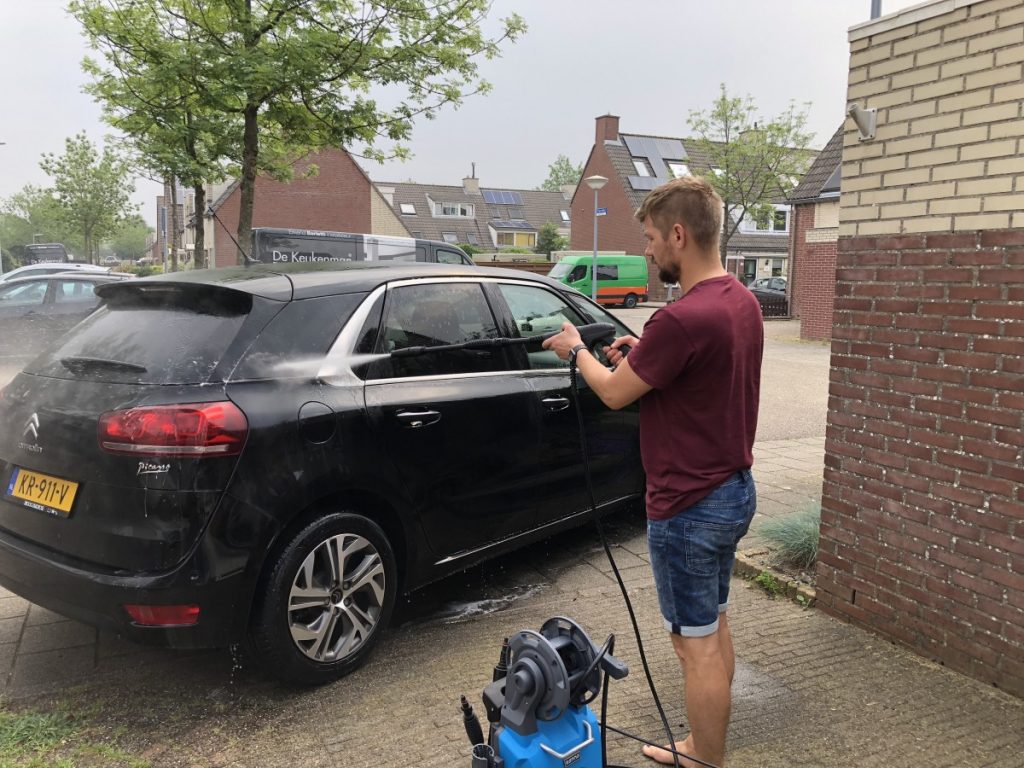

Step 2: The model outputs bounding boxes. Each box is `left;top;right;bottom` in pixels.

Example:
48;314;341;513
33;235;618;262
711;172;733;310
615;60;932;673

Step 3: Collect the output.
635;177;723;253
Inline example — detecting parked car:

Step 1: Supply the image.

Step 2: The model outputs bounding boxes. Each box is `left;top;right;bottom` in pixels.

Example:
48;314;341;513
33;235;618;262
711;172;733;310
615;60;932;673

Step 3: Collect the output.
101;255;121;266
0;262;643;685
748;276;787;293
746;277;789;317
0;272;132;361
135;256;155;266
0;262;112;284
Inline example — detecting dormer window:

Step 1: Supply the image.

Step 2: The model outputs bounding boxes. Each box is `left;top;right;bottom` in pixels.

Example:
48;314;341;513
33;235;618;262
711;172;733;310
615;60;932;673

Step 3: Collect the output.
632;159;653;177
399;203;416;215
667;162;689;179
560;210;570;222
435;201;475;217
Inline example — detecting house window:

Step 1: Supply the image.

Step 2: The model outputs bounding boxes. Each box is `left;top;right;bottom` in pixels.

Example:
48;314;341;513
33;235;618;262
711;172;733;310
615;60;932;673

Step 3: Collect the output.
559;210;570;222
436;201;474;217
743;205;789;233
667;162;689;179
496;232;537;248
466;232;478;245
632;159;652;177
772;259;784;277
441;232;458;244
507;206;524;219
399;203;416;215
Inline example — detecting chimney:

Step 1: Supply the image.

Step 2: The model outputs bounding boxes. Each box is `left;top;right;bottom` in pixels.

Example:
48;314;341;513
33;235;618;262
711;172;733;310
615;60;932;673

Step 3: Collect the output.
463;163;480;195
596;114;620;143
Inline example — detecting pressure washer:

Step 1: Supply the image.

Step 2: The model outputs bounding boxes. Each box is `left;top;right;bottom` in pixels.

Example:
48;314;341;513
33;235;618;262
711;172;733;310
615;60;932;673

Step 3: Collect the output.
414;321;717;768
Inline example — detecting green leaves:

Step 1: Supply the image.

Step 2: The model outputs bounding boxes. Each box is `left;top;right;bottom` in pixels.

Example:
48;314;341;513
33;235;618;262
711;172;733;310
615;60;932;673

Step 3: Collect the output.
39;133;136;263
540;155;584;192
687;84;815;263
73;0;526;264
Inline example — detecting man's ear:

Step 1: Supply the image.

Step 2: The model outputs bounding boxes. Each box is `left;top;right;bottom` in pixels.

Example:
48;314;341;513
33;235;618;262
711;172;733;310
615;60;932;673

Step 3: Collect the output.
671;222;687;249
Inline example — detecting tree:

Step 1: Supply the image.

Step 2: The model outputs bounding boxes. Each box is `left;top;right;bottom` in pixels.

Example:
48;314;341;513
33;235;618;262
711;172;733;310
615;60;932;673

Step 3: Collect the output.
108;215;152;261
73;0;526;265
75;1;240;270
687;84;814;265
39;133;136;264
534;221;567;257
540;155;583;192
1;186;84;263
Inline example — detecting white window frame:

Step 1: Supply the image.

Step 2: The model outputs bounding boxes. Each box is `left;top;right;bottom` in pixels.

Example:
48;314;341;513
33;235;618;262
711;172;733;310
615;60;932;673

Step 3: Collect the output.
559;210;570;222
399;203;416;215
741;204;789;234
441;232;459;244
435;201;475;218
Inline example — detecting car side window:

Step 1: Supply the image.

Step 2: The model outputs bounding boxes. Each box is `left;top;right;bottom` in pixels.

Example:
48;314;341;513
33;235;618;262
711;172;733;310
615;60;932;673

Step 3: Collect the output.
0;281;47;306
366;282;504;379
496;283;588;370
53;280;97;303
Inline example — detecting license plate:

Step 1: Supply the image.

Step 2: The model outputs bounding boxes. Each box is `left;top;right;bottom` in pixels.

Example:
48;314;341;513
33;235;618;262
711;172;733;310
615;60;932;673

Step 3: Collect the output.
6;467;79;517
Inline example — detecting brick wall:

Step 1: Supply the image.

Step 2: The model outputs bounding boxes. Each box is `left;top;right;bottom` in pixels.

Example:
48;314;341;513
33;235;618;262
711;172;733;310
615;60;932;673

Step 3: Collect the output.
212;148;373;267
792;203;839;340
822;0;1024;698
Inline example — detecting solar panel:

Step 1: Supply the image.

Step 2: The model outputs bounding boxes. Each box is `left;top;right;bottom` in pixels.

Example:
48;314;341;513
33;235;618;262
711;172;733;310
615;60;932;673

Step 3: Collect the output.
482;190;523;205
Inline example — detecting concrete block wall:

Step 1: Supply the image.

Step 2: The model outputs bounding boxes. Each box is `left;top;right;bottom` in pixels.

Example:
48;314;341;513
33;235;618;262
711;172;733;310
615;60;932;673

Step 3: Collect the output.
820;0;1024;698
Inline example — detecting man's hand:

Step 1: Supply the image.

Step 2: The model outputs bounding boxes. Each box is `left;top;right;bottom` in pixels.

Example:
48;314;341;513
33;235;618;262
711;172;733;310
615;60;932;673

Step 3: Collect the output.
603;335;639;366
541;321;584;360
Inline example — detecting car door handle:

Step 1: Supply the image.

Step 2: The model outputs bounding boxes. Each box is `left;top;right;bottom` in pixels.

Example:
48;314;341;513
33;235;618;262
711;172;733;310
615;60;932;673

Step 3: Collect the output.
541;396;571;412
395;409;441;428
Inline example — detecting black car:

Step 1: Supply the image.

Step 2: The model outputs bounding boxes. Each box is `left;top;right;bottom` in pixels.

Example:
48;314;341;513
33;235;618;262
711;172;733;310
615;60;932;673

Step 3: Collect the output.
0;272;131;362
746;277;789;317
0;262;642;684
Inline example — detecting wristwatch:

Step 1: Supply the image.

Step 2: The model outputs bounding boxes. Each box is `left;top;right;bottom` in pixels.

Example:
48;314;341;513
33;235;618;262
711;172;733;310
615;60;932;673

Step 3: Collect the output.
568;343;587;363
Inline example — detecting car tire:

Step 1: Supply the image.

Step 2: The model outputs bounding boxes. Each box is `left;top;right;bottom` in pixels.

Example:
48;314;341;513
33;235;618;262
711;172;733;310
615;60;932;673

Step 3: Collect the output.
623;293;638;309
250;512;397;685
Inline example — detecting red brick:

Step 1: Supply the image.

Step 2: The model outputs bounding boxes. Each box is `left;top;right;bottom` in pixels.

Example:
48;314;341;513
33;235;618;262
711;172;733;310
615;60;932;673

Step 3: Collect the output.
932;482;986;508
970;370;1024;391
930;513;983;541
908;459;957;482
879;235;927;250
896;284;945;299
915;398;963;417
956;538;1013;569
893;315;943;331
942;387;996;406
980;230;1024;247
918;332;970;349
891;378;941;397
901;251;947;266
892;346;940;364
980;267;1024;284
950;251;1003;266
986;531;1024;558
976;302;1024;319
838;236;878;253
975;337;1022;354
957;471;1015;496
991;461;1024;483
935;417;993;440
873;299;922;313
947;285;1003;300
965;404;1022;428
922;267;975;283
935;450;988;474
963;437;1018;462
916;365;967;384
926;233;977;249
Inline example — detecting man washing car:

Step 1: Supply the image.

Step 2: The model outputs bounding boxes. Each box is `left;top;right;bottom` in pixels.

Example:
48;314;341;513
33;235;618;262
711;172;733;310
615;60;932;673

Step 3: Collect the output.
543;176;764;767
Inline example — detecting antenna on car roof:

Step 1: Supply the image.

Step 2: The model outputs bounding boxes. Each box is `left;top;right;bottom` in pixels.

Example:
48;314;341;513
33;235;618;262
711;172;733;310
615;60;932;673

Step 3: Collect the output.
205;206;260;267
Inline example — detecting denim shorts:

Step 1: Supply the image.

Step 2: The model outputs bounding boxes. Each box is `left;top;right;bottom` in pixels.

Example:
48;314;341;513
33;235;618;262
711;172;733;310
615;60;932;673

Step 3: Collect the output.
647;470;756;637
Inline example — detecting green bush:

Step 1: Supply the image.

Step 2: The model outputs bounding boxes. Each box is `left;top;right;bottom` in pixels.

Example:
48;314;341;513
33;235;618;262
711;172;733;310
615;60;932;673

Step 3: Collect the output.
758;504;820;570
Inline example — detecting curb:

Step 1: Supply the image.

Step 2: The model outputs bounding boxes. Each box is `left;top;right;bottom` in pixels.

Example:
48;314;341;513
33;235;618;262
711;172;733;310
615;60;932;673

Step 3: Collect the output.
734;551;816;607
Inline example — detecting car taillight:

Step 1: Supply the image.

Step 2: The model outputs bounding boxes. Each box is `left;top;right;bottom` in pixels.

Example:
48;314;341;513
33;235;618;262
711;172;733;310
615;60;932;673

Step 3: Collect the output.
124;604;200;626
98;402;248;457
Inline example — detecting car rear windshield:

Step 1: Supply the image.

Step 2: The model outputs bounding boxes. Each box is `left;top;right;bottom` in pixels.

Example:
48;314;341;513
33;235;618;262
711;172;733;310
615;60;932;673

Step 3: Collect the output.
26;284;252;384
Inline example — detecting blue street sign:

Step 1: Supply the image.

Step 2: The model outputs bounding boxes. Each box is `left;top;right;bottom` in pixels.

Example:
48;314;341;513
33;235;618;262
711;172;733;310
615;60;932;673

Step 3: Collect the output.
596;207;608;216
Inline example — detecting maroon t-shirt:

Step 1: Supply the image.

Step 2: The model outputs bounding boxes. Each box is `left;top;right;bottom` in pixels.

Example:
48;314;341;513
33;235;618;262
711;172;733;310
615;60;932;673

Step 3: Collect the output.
627;274;763;520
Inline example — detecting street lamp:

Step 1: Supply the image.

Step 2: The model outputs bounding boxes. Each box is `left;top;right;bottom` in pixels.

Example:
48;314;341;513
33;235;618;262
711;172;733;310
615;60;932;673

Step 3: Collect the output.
584;175;608;302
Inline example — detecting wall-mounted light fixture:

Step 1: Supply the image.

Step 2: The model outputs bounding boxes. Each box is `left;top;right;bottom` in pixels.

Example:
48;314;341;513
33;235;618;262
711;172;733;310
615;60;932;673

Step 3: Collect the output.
847;102;877;141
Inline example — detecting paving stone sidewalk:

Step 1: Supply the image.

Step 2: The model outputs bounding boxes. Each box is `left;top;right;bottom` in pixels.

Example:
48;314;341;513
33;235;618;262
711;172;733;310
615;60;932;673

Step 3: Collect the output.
0;435;1021;767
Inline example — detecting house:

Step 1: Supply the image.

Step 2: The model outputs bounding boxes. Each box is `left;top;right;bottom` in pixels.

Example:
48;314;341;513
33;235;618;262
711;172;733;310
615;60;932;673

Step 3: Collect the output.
573;115;807;302
376;174;573;252
787;125;843;340
202;148;408;267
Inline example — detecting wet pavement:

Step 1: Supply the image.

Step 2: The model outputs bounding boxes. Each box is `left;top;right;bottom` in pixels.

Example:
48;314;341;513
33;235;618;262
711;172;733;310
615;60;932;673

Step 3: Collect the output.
0;317;1021;765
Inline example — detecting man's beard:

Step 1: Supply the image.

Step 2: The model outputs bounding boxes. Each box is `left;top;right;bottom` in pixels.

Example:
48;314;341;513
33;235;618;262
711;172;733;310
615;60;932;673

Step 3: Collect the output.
658;260;680;285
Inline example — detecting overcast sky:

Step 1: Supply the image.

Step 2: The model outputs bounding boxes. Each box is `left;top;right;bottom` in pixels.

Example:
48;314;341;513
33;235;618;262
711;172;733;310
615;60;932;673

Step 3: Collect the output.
0;0;925;228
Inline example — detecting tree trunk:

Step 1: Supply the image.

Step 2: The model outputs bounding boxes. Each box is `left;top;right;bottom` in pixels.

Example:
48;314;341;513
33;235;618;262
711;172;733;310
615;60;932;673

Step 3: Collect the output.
236;104;259;264
169;177;179;273
193;184;206;269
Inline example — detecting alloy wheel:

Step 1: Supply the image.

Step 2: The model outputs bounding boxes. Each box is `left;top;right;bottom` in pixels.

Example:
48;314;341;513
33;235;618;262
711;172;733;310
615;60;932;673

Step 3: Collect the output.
287;533;386;663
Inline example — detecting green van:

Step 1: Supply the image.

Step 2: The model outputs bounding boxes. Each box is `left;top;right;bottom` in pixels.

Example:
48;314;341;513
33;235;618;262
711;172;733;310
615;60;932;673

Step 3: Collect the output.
548;254;649;308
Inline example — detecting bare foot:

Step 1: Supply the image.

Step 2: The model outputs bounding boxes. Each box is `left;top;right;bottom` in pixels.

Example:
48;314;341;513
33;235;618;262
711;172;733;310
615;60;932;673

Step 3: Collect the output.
641;736;704;766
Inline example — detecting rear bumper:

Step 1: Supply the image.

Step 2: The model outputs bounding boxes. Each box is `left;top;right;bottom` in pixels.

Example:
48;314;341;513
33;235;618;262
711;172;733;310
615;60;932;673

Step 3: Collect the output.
0;527;246;649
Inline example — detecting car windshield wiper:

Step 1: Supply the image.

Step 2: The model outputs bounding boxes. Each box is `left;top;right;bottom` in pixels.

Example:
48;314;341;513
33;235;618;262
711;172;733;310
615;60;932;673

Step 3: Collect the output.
59;356;148;375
